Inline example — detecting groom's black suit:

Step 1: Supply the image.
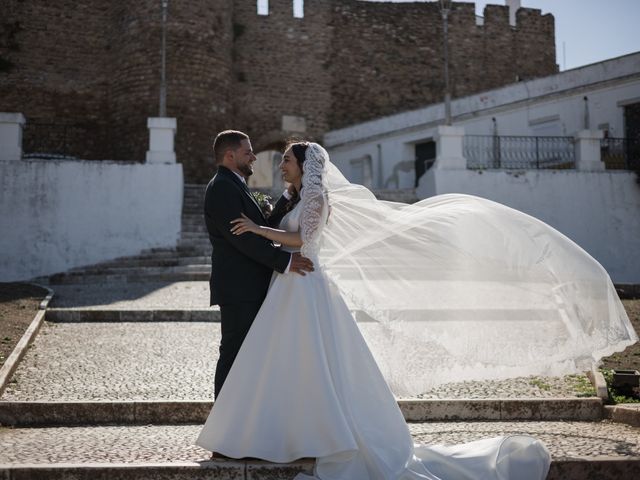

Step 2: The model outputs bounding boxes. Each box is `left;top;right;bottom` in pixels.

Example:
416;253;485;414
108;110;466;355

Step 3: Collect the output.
204;166;290;397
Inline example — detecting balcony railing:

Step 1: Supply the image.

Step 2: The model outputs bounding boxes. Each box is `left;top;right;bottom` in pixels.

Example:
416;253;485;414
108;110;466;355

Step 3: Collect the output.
601;137;640;170
464;135;575;170
22;122;108;161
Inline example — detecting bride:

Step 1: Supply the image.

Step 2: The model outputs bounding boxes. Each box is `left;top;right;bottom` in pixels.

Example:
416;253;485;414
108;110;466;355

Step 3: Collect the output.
196;142;636;479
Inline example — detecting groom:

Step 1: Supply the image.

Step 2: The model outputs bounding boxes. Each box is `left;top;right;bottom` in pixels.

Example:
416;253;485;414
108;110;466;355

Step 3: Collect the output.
205;130;313;398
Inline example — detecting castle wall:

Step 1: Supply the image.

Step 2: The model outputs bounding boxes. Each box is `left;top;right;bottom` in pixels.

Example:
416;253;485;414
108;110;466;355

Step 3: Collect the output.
231;0;333;154
327;1;556;129
0;1;113;158
0;1;557;182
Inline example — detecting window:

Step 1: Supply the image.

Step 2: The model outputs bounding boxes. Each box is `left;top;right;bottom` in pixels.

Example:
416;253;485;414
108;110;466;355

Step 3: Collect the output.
293;0;304;18
257;0;268;16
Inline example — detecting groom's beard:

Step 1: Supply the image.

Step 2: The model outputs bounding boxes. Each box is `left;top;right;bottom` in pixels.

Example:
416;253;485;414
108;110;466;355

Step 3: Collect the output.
238;164;253;178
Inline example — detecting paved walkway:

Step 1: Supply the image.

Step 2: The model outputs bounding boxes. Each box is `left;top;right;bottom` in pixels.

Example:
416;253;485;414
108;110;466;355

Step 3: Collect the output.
2;319;594;402
49;282;211;310
1;421;638;464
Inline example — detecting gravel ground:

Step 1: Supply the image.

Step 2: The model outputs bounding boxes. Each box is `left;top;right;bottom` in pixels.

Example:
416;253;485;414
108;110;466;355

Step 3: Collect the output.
601;299;640;372
2;321;594;401
0;421;637;464
2;282;637;402
1;322;219;401
0;283;48;367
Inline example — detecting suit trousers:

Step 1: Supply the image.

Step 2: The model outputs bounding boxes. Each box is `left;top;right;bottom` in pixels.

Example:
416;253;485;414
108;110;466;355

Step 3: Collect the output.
214;301;263;398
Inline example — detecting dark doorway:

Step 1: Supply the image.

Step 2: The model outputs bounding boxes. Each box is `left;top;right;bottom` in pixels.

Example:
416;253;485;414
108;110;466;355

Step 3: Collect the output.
415;141;436;187
624;102;640;170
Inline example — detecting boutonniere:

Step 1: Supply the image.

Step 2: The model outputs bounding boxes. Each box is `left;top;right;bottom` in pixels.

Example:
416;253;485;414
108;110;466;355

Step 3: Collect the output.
252;191;274;217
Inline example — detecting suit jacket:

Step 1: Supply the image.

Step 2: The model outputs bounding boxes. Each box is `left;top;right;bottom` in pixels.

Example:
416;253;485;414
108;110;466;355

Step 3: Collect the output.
204;166;291;306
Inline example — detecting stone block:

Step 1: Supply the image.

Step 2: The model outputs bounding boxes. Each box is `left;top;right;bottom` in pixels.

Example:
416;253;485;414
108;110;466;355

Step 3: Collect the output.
246;459;315;480
499;398;602;421
0;112;25;161
399;399;502;421
604;404;640;427
133;400;212;424
146;117;177;165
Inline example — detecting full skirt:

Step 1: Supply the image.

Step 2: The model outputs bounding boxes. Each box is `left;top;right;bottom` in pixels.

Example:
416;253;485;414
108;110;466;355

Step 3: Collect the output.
196;266;551;480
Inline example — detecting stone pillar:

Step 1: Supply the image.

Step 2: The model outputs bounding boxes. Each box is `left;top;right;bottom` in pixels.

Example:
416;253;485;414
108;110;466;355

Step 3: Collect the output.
574;130;605;172
0;113;26;161
433;125;466;170
146;117;177;164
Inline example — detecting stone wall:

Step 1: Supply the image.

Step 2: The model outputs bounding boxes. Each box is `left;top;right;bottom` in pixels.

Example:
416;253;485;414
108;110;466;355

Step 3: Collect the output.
416;168;640;283
0;1;556;182
0;159;183;282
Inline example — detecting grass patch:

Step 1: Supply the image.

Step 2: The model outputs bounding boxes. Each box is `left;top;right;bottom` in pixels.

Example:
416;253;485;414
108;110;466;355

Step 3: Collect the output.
568;374;596;397
529;377;551;391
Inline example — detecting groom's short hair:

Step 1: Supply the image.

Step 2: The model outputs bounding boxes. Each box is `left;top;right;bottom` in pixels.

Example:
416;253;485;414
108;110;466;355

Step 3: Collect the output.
214;130;249;165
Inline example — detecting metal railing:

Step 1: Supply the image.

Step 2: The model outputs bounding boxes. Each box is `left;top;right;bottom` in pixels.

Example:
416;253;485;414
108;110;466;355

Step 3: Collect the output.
601;137;640;171
22;122;107;160
464;135;575;170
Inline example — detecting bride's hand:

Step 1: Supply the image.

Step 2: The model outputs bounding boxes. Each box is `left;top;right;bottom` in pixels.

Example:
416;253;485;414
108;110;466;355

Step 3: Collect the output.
230;213;260;236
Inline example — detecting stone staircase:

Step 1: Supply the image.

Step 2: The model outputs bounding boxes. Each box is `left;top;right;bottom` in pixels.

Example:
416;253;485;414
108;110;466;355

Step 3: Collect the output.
44;184;211;285
2;298;640;479
4;183;639;479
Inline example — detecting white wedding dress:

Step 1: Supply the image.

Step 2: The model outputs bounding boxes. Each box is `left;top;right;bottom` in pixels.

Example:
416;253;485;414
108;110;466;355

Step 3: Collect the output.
196;143;636;479
196;194;551;480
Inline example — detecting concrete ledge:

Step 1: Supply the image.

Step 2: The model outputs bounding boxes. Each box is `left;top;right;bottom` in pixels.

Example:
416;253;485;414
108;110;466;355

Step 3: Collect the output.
0;458;637;480
587;368;609;400
547;457;640;480
604;404;640;427
46;309;220;322
0;401;213;427
399;398;602;422
0;398;603;427
0;285;54;396
0;462;247;480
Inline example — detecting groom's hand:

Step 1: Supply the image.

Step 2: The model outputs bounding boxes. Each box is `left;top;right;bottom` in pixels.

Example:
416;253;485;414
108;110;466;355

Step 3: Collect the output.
290;252;314;276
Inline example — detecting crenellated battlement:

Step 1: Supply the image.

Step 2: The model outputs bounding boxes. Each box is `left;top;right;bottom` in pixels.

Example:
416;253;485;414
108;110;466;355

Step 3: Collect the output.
0;0;557;181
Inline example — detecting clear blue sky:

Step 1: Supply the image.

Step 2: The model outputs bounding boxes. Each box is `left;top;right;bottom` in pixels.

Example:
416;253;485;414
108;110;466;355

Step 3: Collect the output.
369;0;640;71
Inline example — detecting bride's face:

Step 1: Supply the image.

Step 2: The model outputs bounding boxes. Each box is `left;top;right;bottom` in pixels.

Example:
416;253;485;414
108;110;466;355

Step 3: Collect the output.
279;148;303;185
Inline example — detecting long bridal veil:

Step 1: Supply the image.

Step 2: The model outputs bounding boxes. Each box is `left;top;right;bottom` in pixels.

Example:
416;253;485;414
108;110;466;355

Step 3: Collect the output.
315;151;637;397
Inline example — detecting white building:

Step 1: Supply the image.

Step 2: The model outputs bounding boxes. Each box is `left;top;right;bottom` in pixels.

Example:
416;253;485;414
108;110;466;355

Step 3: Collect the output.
324;52;640;283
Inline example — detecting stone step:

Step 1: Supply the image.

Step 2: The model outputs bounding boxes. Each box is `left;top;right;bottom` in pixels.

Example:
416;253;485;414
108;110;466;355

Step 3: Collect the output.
182;204;205;211
47;270;210;285
178;240;212;250
181;223;208;231
0;422;638;480
45;308;219;323
182;214;205;222
85;256;210;269
180;234;209;242
181;231;208;238
61;265;210;277
182;206;203;213
0;398;604;427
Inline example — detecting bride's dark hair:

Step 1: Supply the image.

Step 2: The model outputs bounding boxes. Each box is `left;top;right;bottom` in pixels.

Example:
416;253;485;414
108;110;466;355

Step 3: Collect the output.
289;141;309;170
283;141;310;213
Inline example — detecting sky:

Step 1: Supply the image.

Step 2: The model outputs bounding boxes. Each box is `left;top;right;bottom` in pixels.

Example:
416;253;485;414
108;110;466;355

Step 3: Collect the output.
371;0;640;71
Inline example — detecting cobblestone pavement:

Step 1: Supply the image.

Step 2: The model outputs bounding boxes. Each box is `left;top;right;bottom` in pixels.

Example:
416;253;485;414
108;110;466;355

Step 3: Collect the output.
2;322;219;401
2;320;594;401
0;421;637;464
2;322;590;401
49;282;211;310
417;375;595;399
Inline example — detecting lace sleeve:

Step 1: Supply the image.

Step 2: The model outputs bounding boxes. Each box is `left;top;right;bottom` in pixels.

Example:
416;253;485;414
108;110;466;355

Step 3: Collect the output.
300;143;329;258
